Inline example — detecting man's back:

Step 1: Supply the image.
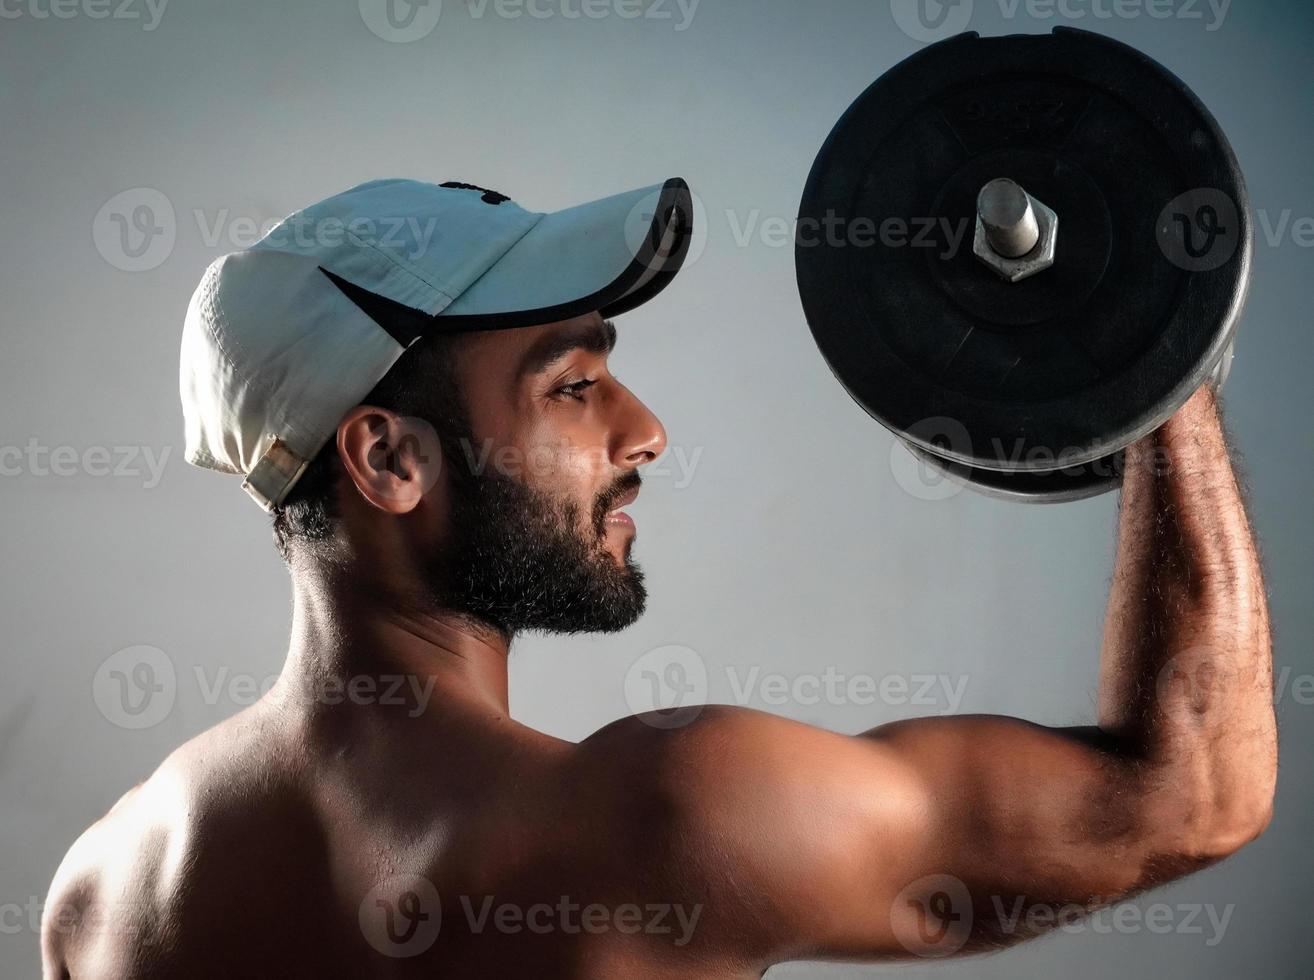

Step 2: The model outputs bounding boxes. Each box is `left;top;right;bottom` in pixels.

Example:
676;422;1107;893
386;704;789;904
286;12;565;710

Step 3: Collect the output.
43;692;737;979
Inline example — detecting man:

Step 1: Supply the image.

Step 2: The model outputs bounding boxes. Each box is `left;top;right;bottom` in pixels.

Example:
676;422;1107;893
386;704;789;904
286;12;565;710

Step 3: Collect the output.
43;178;1275;978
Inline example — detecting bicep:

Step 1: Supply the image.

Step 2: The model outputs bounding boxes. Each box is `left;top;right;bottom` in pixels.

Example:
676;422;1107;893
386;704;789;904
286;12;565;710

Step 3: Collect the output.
626;708;1158;965
860;716;1155;929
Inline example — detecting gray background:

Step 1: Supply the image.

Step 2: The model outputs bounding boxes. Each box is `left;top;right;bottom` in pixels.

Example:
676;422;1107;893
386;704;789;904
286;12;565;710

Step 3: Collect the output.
1;0;1309;976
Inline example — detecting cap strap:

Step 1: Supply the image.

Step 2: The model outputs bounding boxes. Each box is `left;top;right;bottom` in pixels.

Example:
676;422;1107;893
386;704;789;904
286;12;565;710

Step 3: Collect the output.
241;438;310;512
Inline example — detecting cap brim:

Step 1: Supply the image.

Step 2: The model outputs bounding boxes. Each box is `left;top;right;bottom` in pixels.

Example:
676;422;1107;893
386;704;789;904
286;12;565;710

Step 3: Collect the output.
324;178;692;343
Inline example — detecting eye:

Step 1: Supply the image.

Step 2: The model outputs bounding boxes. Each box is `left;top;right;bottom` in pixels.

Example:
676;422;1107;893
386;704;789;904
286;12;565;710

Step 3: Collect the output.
553;378;598;401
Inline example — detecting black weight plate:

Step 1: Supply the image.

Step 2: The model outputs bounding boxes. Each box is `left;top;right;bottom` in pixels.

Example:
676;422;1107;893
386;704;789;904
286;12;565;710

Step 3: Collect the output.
796;28;1251;475
905;443;1123;504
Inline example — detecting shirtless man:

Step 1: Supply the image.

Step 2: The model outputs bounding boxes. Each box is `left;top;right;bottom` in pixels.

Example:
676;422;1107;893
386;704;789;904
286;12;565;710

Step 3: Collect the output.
42;178;1275;978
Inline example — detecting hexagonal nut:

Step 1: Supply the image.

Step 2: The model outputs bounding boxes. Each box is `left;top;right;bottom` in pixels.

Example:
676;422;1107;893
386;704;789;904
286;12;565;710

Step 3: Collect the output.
973;195;1058;283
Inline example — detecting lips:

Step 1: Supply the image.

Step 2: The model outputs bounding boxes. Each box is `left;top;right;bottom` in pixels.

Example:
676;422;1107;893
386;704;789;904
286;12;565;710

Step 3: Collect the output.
603;485;639;531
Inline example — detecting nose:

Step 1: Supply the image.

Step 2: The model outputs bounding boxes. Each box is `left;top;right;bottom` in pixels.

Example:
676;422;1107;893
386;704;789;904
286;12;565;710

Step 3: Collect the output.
611;382;667;468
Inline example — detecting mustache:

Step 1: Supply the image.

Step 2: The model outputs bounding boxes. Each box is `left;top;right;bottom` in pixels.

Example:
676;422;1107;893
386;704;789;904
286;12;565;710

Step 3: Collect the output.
593;472;643;529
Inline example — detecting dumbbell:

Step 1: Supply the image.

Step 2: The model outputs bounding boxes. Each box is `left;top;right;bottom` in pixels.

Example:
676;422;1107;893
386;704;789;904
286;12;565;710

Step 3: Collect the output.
795;28;1251;502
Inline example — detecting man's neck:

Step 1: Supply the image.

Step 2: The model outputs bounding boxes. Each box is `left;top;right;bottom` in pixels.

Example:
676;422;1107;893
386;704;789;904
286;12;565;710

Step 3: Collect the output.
271;556;514;723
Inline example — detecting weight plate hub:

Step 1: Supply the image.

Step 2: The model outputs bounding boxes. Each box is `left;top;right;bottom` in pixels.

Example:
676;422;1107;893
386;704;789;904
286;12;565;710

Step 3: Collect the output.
796;28;1252;502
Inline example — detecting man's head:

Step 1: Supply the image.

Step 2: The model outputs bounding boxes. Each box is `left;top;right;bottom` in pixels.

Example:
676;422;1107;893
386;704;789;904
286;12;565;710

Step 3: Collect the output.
272;312;666;638
180;177;692;640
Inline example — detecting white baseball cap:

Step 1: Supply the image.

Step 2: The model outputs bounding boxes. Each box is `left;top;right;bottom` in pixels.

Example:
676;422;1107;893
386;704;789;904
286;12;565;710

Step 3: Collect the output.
180;177;693;511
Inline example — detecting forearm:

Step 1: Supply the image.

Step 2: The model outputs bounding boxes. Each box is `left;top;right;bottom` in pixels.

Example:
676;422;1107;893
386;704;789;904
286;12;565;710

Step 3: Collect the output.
864;390;1275;952
1097;385;1275;852
777;389;1277;962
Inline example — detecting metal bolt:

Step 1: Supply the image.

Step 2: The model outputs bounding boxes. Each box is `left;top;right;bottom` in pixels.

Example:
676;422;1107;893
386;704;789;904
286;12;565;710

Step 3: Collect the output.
977;178;1040;258
972;179;1058;283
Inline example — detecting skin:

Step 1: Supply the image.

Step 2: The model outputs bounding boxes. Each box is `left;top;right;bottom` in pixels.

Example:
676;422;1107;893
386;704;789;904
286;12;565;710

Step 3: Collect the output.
42;312;1276;978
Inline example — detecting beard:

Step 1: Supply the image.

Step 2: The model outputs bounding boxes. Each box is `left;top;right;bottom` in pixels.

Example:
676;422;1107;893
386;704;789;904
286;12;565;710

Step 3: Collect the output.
419;445;647;638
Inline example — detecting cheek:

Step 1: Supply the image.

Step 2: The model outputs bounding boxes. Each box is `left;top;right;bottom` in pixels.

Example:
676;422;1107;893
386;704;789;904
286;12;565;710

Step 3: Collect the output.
517;420;611;493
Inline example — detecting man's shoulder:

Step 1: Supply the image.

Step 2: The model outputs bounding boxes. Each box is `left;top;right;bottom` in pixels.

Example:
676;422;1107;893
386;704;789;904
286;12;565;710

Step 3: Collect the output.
42;710;317;978
578;702;876;799
569;705;921;961
574;703;893;872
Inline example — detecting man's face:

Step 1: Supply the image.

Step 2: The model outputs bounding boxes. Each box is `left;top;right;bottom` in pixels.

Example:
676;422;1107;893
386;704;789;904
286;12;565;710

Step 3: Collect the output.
422;312;667;637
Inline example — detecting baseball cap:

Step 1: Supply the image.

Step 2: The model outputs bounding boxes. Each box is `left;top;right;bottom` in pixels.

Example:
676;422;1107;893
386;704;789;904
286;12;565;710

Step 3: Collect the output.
179;177;692;511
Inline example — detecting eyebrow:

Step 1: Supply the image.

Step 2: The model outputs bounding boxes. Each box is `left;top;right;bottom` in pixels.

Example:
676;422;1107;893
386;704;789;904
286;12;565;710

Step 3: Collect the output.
516;319;617;378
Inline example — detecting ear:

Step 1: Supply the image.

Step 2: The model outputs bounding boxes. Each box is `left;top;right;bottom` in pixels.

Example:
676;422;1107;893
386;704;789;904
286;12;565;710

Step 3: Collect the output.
335;407;444;515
